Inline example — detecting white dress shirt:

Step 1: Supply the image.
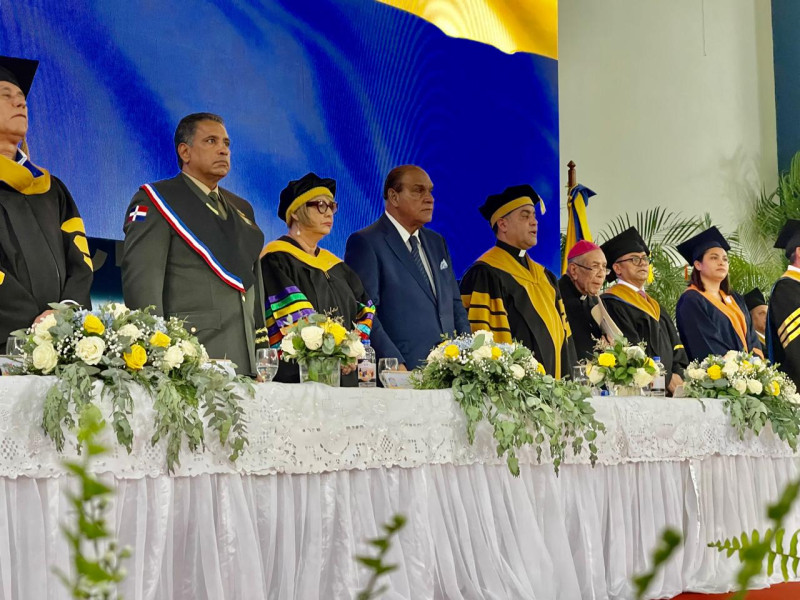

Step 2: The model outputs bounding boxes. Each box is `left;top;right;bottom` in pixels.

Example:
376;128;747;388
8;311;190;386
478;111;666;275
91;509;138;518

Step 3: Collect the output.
384;211;436;295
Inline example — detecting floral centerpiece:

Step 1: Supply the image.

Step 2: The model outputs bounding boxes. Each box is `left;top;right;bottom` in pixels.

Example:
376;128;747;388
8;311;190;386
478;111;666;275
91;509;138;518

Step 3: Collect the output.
412;330;605;475
280;313;365;386
10;302;251;472
683;350;800;449
586;336;657;395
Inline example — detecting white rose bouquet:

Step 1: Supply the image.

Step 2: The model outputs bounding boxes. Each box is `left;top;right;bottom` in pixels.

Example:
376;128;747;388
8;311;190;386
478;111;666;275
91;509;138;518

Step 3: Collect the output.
586;336;657;392
279;313;366;386
682;350;800;449
413;330;604;476
8;302;250;471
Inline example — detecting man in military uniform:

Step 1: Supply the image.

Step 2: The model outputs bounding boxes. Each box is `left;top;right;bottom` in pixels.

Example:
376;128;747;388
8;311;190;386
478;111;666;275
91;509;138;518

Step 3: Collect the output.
121;113;265;374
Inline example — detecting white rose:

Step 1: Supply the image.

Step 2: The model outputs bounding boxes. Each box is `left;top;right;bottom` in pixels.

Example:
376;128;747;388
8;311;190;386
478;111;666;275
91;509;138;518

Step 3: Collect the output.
732;379;747;394
34;313;57;341
633;368;653;387
281;333;298;356
163;345;185;370
474;329;494;344
107;303;129;318
722;361;738;378
471;345;492;361
345;339;366;359
624;346;646;361
588;364;605;385
746;379;763;395
724;350;739;361
75;336;106;366
117;323;141;341
686;367;706;380
180;339;198;358
31;341;58;373
300;326;324;350
199;344;209;364
510;364;525;380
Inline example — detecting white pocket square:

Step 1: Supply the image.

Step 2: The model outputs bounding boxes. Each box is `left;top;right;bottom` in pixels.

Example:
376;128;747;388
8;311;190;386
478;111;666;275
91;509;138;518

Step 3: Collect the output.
439;259;448;270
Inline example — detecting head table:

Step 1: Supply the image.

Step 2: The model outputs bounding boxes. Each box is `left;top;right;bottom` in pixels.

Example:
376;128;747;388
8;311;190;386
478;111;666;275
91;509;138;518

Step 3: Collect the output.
0;375;797;600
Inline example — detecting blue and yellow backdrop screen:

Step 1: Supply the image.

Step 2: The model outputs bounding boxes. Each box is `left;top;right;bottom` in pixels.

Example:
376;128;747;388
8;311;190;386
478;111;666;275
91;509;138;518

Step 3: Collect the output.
1;0;558;276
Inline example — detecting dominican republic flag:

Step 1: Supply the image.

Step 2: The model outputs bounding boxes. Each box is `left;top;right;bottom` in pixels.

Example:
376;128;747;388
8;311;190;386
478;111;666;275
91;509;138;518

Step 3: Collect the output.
126;205;148;223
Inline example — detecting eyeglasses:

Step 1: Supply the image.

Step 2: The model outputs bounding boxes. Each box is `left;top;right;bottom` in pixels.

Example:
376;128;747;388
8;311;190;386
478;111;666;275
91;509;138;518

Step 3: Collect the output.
573;263;611;276
615;256;650;266
306;200;338;215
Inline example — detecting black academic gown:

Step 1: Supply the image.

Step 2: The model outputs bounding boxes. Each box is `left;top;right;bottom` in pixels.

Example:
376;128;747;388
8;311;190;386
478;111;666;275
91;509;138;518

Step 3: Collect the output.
0;175;93;350
260;236;376;386
767;271;800;386
602;282;688;378
460;241;577;378
558;275;603;361
676;287;762;362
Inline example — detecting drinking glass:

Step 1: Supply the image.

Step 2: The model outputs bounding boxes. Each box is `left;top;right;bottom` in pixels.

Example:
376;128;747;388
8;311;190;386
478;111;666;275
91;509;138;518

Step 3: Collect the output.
256;348;280;382
5;337;23;357
572;364;588;385
378;357;399;387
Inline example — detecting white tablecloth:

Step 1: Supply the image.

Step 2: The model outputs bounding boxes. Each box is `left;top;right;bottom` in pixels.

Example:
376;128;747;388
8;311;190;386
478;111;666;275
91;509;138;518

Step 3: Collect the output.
0;376;798;599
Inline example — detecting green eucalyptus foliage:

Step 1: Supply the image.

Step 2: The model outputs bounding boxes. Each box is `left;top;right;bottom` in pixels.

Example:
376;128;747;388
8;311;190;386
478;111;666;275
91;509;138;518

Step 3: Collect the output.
709;479;800;598
633;528;683;600
355;514;407;600
55;404;130;599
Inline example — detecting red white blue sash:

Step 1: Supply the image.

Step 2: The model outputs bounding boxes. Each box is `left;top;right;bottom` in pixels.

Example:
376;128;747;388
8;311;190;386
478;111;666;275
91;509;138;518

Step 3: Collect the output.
141;183;246;293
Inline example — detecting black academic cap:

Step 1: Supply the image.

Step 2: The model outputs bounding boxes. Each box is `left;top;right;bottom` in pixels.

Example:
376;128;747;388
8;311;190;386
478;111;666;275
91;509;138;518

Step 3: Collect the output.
676;226;730;265
0;55;39;97
743;288;766;312
479;184;544;227
600;227;649;282
278;172;336;224
774;219;800;259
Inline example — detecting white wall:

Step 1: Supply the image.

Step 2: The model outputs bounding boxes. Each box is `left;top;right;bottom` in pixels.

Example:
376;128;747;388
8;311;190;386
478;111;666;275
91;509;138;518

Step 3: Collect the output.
558;0;778;239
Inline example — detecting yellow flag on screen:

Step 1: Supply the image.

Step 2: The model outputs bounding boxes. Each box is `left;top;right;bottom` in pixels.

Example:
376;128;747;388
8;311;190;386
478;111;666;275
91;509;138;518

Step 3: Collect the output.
377;0;558;59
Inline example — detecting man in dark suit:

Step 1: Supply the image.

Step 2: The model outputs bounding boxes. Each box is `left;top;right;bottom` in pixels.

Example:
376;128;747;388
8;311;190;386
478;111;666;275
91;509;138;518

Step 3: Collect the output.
121;113;266;375
345;165;469;369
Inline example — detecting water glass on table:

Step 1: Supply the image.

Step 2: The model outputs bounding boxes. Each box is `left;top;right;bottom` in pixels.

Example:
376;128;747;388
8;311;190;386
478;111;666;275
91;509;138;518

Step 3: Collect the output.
5;337;23;357
572;364;588;386
256;348;279;382
378;357;399;387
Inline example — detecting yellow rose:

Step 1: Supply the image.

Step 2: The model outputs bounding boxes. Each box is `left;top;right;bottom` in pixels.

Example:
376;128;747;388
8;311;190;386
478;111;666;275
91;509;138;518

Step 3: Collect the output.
324;321;348;345
741;360;752;372
149;331;171;348
123;344;147;370
83;314;105;335
770;380;781;396
443;344;459;359
537;363;546;375
646;357;655;368
707;365;722;380
490;346;502;360
598;353;616;368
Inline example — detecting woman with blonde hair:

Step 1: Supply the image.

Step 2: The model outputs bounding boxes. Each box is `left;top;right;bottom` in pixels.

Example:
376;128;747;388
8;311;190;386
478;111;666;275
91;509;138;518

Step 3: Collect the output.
260;173;376;385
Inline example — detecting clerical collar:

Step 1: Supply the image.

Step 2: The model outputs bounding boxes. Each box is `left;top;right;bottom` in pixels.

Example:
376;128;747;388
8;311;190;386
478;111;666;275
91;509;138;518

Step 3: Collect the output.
789;265;800;275
182;171;220;195
495;239;528;267
616;279;646;294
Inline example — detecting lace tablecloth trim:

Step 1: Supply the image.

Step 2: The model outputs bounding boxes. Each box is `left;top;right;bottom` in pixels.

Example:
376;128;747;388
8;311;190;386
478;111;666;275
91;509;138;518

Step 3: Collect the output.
0;376;795;479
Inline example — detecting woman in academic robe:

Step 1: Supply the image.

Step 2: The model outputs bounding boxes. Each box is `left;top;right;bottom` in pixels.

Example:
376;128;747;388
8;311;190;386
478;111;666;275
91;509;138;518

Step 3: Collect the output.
675;226;763;361
260;173;375;385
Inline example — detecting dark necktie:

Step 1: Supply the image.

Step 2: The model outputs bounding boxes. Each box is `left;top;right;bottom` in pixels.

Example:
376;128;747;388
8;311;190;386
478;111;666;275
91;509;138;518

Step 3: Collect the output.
409;236;434;295
638;289;647;299
208;190;227;219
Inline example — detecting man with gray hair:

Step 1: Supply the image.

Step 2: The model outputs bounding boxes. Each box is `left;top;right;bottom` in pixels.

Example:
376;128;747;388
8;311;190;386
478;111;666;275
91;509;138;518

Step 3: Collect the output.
121;113;266;375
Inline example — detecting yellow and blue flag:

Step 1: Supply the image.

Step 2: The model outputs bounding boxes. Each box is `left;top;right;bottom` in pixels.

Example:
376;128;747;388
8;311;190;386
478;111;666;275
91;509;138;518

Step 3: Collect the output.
561;184;596;275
